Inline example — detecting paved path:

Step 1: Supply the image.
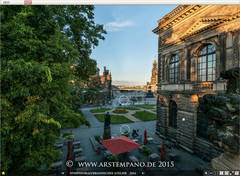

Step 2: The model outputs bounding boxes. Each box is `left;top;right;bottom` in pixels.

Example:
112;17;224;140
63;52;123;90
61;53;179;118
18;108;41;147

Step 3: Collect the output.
61;108;157;164
58;107;206;176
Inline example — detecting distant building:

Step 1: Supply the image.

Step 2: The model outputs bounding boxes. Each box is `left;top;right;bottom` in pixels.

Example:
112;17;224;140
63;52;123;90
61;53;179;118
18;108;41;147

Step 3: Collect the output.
100;66;113;104
147;59;158;92
153;5;240;160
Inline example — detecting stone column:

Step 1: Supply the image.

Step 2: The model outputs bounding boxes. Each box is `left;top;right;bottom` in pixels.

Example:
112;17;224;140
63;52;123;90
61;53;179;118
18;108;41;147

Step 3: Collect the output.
232;30;240;67
218;32;227;74
103;127;111;140
185;48;191;81
103;113;111;139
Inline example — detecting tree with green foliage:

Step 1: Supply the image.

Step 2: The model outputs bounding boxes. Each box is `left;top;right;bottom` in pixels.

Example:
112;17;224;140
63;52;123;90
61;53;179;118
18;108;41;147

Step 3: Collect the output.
84;75;102;104
1;5;106;174
198;67;240;154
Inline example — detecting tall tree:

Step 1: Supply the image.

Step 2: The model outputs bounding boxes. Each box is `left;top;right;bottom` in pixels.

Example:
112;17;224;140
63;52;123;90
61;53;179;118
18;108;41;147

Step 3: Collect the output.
1;5;106;174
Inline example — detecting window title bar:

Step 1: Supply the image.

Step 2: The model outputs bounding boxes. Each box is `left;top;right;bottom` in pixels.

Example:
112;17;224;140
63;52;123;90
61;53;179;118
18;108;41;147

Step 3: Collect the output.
1;0;240;5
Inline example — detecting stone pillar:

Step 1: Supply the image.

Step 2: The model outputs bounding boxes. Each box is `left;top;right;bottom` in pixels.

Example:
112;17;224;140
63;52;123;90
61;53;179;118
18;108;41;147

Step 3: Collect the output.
186;48;191;81
103;113;111;139
232;30;240;67
218;32;227;74
158;36;164;84
103;127;111;140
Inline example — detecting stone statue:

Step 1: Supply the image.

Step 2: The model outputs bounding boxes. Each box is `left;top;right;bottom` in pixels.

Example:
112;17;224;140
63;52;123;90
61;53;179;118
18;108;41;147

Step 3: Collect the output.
103;112;111;139
199;67;240;170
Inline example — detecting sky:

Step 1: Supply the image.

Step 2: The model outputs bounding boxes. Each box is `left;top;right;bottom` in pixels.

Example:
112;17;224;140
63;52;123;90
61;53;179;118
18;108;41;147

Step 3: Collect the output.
91;5;178;85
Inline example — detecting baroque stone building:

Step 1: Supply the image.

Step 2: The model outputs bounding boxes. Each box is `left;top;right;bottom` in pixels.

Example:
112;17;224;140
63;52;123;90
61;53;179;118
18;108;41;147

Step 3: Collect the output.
100;66;113;104
86;66;113;105
153;5;240;160
147;59;158;92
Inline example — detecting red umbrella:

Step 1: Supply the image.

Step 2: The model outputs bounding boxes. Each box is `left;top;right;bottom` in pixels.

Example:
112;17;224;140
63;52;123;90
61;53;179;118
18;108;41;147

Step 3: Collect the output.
144;130;147;145
66;141;72;176
67;141;72;160
161;140;165;161
100;136;141;155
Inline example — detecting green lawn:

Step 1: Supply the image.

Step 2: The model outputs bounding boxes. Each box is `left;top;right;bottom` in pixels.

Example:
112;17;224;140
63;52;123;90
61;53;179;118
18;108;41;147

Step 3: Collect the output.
132;111;156;121
94;114;133;124
136;104;156;109
90;108;111;113
122;107;140;110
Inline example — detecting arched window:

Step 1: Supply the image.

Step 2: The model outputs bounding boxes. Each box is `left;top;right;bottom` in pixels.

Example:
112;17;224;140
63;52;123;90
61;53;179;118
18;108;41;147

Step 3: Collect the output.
169;55;179;83
198;44;216;82
169;100;177;128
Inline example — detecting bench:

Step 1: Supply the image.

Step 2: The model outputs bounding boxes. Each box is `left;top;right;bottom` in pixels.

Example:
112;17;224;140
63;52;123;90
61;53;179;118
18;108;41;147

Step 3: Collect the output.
73;148;83;157
169;152;179;161
149;153;160;162
73;141;81;148
147;137;154;143
132;139;138;143
54;143;63;149
129;155;139;162
75;156;87;162
50;161;62;171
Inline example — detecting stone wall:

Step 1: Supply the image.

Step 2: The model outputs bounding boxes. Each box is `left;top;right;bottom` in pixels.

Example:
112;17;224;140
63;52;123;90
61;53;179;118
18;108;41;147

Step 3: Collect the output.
154;5;239;160
177;110;195;152
156;106;168;138
194;137;223;160
156;93;223;159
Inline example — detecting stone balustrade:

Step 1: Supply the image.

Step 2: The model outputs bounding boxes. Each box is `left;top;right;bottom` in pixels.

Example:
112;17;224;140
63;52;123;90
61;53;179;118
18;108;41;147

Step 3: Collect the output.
158;81;226;92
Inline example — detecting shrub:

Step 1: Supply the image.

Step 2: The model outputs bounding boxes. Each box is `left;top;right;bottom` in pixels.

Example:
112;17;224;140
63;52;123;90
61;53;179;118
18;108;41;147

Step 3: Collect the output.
142;146;152;156
94;136;102;143
123;131;130;137
62;133;74;139
113;108;128;114
106;154;118;162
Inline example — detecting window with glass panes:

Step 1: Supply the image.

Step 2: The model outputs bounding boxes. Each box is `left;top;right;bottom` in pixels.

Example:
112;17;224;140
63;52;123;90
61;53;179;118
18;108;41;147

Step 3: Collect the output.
169;100;177;128
198;44;216;82
169;55;179;83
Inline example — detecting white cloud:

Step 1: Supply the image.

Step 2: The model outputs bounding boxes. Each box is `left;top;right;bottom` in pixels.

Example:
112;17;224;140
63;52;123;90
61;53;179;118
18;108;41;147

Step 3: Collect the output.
105;20;135;32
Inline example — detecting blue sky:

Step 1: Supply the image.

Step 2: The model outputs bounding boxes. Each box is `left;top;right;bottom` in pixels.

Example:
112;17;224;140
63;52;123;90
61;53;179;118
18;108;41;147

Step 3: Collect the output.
91;5;177;84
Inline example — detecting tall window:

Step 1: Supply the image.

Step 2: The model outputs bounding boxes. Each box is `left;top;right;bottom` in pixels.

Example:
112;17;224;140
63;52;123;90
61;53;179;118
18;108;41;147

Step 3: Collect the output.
198;44;216;82
169;100;177;128
169;55;179;83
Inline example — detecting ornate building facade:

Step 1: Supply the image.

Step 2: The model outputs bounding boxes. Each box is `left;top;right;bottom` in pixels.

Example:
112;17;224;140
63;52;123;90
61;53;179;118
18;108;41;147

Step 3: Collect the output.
147;59;158;92
100;66;113;104
153;5;240;160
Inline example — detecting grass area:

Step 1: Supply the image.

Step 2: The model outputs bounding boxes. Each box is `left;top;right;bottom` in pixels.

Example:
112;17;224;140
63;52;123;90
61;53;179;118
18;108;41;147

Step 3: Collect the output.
132;111;156;121
90;108;111;113
136;104;155;109
62;133;74;139
94;114;133;124
122;107;140;110
113;108;128;114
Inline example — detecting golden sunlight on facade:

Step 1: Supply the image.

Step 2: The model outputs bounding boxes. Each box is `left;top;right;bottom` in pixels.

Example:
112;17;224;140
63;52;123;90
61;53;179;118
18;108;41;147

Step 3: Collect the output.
153;5;240;160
